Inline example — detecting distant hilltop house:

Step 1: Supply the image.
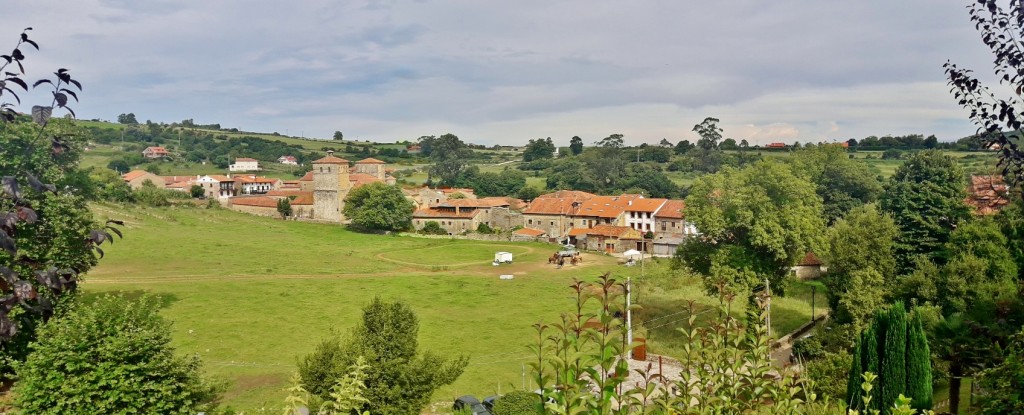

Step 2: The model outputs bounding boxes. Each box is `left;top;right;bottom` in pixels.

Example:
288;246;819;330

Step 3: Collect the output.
229;158;260;172
277;155;298;165
764;142;787;149
406;144;422;154
141;146;169;159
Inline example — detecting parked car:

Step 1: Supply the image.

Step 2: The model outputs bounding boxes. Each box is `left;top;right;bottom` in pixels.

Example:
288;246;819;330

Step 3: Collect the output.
454;395;492;415
482;395;498;412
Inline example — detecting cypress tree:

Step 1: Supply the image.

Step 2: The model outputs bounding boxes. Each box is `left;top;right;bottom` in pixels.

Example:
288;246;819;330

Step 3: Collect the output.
905;309;933;409
871;309;889;412
861;321;880;410
881;302;908;411
846;336;864;409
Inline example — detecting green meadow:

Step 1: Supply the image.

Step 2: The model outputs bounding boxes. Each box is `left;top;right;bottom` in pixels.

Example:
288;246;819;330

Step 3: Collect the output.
84;204;820;411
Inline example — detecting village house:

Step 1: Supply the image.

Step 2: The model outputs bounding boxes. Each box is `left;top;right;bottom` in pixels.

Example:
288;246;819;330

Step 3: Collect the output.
233;175;279;195
230;191;314;219
412;197;519;234
569;224;643;254
624;198;667;235
521;190;595;242
570;194;644;230
277;155;298;165
791;252;826;280
415;187;477;208
121;170;166;190
764;142;787;149
229;157;260;172
196;175;237;200
406;144;422;154
141;146;170;159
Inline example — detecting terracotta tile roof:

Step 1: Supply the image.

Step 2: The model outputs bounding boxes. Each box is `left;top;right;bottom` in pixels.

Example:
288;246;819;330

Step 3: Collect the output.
233;175;277;184
412;207;480;219
536;190;596;200
291;193;314;205
280;180;301;188
349;173;382;189
523;197;580;215
765;143;786;148
439;187;475;195
121;170;151;182
278;155;297;162
514;228;546;237
575;194;644;218
312;154;350;165
230;196;278;208
656;200;685;219
299;171;314;181
568;228;590;237
161;175;194;184
207;175;234;182
966;175;1010;215
143;146;169;154
166;181;194;189
235;157;258;162
625;198;667;213
798;251;823;266
356;157;386;164
439;198;509;208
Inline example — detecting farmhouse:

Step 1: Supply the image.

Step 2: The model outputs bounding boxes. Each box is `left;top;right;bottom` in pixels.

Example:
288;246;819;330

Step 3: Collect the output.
277;155;298;165
792;252;825;280
764;142;787;149
412;207;483;235
412;197;520;234
234;175;279;195
570;194;643;229
569;225;643;254
624;198;667;234
121;170;166;190
416;187;477;208
141;146;170;159
521;191;593;241
229;158;261;172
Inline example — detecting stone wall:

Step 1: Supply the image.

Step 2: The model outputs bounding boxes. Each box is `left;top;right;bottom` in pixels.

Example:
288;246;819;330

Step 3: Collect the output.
486;207;522;230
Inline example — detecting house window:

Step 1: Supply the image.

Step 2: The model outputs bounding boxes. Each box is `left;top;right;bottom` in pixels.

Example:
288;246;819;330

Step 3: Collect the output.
549;221;554;226
661;223;666;231
528;219;533;225
319;167;323;173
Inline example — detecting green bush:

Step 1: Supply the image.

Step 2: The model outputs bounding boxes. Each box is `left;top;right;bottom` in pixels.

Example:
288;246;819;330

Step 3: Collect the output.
14;295;218;414
791;335;825;361
476;223;494;234
134;180;170;207
805;351;852;402
492;390;542;415
420;221;447;235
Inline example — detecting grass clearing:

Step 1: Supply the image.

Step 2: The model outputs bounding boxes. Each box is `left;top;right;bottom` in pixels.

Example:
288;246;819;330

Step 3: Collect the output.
83;204;819;412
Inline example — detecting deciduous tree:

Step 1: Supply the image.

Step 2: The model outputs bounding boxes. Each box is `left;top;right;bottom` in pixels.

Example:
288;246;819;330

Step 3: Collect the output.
568;135;583;155
343;182;414;232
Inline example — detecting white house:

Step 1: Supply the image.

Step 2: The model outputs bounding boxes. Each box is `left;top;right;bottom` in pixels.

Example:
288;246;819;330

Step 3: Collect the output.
229;158;260;172
195;175;237;200
278;155;298;165
624;198;667;234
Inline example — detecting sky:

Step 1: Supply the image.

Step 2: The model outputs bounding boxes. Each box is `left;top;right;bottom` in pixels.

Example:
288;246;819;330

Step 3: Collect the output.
0;1;1007;146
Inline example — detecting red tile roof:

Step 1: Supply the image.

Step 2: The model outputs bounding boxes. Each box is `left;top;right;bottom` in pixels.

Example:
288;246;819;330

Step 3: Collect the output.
514;228;546;237
656;200;685;219
625;198;667;213
206;175;234;182
161;175;194;184
235;157;258;162
349;173;382;189
291;193;314;205
765;143;786;148
266;190;310;197
312;154;349;165
166;181;194;189
523;197;580;215
299;171;314;181
143;146;169;154
575;195;643;218
121;170;151;182
356;157;386;164
439;198;509;208
798;251;823;266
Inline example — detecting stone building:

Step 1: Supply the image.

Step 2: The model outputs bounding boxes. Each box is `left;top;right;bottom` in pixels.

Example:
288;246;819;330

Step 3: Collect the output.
312;151;351;222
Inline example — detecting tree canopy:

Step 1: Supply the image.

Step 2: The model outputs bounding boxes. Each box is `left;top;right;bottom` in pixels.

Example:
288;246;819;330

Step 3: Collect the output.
677;160;825;294
342;183;415;232
522;137;555;162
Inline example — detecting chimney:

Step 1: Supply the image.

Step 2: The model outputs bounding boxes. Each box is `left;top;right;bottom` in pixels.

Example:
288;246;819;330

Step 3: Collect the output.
628;200;633;206
327;150;335;157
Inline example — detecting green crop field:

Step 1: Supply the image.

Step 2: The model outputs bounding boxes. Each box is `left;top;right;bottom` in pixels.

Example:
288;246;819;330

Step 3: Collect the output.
82;204;820;412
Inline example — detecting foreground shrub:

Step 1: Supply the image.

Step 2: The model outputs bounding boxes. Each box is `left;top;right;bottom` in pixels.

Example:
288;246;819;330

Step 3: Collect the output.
492;390;542;415
14;295;218;414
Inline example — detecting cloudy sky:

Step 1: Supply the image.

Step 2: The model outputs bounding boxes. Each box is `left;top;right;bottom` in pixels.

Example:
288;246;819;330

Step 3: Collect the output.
0;1;1005;146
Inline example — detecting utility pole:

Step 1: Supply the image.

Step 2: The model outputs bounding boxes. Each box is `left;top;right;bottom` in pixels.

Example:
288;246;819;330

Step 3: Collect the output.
764;277;771;337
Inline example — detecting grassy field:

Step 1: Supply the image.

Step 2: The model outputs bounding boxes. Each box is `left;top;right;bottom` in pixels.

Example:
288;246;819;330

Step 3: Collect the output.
82;204;820;412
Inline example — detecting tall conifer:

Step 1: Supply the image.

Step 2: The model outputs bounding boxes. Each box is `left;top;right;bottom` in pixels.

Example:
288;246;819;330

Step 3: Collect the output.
881;303;907;410
847;336;864;409
905;309;933;409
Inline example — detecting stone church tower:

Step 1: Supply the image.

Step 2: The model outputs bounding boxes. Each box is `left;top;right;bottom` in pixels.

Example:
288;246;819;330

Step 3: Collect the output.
312;151;350;222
